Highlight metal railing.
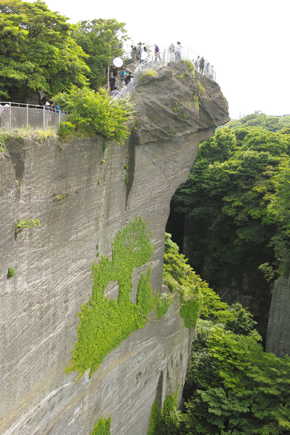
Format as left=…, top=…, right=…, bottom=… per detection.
left=0, top=102, right=67, bottom=132
left=113, top=45, right=216, bottom=101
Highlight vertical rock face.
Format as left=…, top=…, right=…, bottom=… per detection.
left=266, top=277, right=290, bottom=358
left=0, top=64, right=229, bottom=435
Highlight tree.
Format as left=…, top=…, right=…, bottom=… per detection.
left=172, top=125, right=290, bottom=316
left=183, top=324, right=290, bottom=435
left=72, top=19, right=128, bottom=90
left=0, top=0, right=89, bottom=101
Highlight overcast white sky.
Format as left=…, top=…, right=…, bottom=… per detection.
left=28, top=0, right=289, bottom=119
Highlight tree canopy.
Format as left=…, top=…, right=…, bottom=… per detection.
left=0, top=1, right=128, bottom=102
left=172, top=120, right=290, bottom=310
left=72, top=19, right=128, bottom=90
left=0, top=0, right=90, bottom=101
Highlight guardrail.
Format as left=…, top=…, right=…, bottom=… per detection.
left=113, top=45, right=216, bottom=101
left=0, top=102, right=67, bottom=132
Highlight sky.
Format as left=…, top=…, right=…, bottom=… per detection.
left=27, top=0, right=289, bottom=119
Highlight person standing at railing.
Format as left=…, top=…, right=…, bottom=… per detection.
left=140, top=47, right=148, bottom=64
left=199, top=57, right=205, bottom=74
left=154, top=44, right=161, bottom=61
left=175, top=42, right=182, bottom=61
left=169, top=44, right=175, bottom=62
left=125, top=72, right=133, bottom=86
left=205, top=62, right=210, bottom=77
left=119, top=69, right=126, bottom=87
left=109, top=73, right=116, bottom=91
left=131, top=45, right=137, bottom=61
left=194, top=56, right=200, bottom=72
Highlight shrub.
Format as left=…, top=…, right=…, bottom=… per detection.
left=197, top=80, right=205, bottom=95
left=7, top=267, right=15, bottom=279
left=180, top=59, right=195, bottom=73
left=139, top=69, right=158, bottom=81
left=54, top=87, right=137, bottom=144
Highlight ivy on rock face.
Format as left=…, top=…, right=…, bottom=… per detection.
left=163, top=233, right=203, bottom=328
left=66, top=217, right=154, bottom=381
left=66, top=223, right=203, bottom=382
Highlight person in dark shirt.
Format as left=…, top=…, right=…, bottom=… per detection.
left=199, top=57, right=205, bottom=74
left=109, top=73, right=116, bottom=91
left=125, top=72, right=133, bottom=86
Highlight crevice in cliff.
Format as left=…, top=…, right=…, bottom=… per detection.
left=154, top=370, right=163, bottom=409
left=125, top=130, right=136, bottom=209
left=6, top=139, right=26, bottom=183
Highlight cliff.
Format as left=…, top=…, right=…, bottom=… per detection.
left=0, top=62, right=229, bottom=435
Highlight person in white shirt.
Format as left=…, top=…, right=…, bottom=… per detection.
left=175, top=42, right=182, bottom=61
left=140, top=47, right=148, bottom=63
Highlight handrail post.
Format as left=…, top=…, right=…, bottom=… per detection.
left=9, top=102, right=11, bottom=131
left=43, top=106, right=45, bottom=130
left=26, top=104, right=29, bottom=128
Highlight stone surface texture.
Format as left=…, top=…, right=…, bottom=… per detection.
left=266, top=276, right=290, bottom=358
left=0, top=63, right=229, bottom=435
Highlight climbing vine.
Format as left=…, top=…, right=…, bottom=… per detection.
left=66, top=217, right=155, bottom=381
left=66, top=223, right=203, bottom=382
left=162, top=233, right=203, bottom=328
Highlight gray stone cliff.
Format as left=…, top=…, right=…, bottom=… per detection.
left=266, top=276, right=290, bottom=358
left=0, top=63, right=229, bottom=435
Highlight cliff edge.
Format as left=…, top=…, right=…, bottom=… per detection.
left=0, top=62, right=229, bottom=435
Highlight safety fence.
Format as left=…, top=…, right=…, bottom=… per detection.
left=0, top=102, right=67, bottom=132
left=0, top=46, right=215, bottom=131
left=113, top=45, right=216, bottom=101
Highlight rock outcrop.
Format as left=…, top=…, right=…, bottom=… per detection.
left=0, top=62, right=229, bottom=435
left=266, top=276, right=290, bottom=358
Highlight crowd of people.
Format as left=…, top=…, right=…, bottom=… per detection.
left=107, top=42, right=216, bottom=98
left=193, top=56, right=215, bottom=79
left=40, top=96, right=62, bottom=113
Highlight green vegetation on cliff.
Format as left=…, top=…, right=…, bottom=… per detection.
left=91, top=415, right=111, bottom=435
left=148, top=388, right=181, bottom=435
left=55, top=87, right=136, bottom=144
left=163, top=233, right=202, bottom=328
left=66, top=221, right=202, bottom=382
left=66, top=217, right=154, bottom=381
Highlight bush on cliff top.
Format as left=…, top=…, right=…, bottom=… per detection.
left=55, top=87, right=136, bottom=144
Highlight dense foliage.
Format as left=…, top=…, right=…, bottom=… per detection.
left=72, top=19, right=127, bottom=90
left=0, top=1, right=128, bottom=102
left=163, top=233, right=203, bottom=328
left=172, top=118, right=290, bottom=301
left=0, top=0, right=89, bottom=101
left=55, top=87, right=137, bottom=144
left=226, top=113, right=290, bottom=132
left=148, top=279, right=290, bottom=434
